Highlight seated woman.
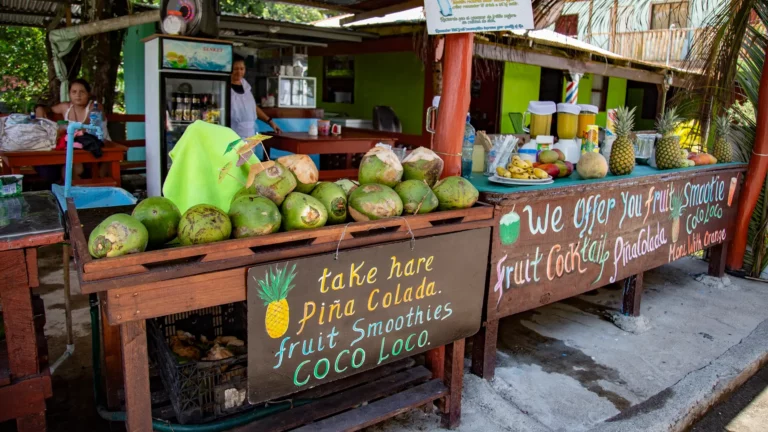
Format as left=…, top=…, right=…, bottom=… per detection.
left=35, top=78, right=110, bottom=183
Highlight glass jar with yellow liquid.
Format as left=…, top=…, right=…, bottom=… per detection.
left=556, top=103, right=581, bottom=140
left=524, top=101, right=556, bottom=138
left=578, top=104, right=599, bottom=139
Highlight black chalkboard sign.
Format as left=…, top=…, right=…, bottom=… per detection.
left=247, top=228, right=490, bottom=404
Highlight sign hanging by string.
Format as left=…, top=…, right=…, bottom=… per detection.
left=424, top=0, right=535, bottom=35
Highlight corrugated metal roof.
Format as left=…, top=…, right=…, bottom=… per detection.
left=0, top=0, right=82, bottom=27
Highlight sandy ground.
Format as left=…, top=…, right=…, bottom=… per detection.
left=2, top=247, right=767, bottom=432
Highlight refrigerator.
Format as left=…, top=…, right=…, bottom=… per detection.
left=144, top=35, right=233, bottom=197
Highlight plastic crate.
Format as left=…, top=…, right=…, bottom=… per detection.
left=147, top=303, right=251, bottom=424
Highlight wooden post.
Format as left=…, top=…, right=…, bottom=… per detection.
left=729, top=46, right=768, bottom=269
left=441, top=339, right=465, bottom=429
left=620, top=273, right=644, bottom=317
left=100, top=292, right=124, bottom=410
left=433, top=33, right=473, bottom=177
left=120, top=320, right=152, bottom=432
left=470, top=319, right=498, bottom=380
left=426, top=347, right=445, bottom=380
left=708, top=243, right=729, bottom=278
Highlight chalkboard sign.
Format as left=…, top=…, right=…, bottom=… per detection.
left=247, top=228, right=491, bottom=404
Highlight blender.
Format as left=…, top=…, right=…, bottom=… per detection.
left=523, top=101, right=556, bottom=139
left=577, top=104, right=599, bottom=140
left=554, top=103, right=582, bottom=164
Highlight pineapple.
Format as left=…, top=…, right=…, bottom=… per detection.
left=670, top=192, right=684, bottom=243
left=655, top=108, right=684, bottom=170
left=712, top=115, right=733, bottom=163
left=609, top=106, right=637, bottom=175
left=256, top=263, right=297, bottom=339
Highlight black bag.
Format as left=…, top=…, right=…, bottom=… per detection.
left=75, top=133, right=104, bottom=158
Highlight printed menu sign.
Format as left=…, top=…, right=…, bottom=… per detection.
left=424, top=0, right=534, bottom=35
left=489, top=170, right=742, bottom=318
left=247, top=229, right=490, bottom=404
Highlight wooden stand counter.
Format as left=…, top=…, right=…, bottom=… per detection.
left=467, top=163, right=747, bottom=380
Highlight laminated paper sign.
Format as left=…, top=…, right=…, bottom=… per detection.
left=424, top=0, right=534, bottom=35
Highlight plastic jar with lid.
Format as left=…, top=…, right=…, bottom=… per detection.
left=525, top=101, right=556, bottom=138
left=577, top=104, right=599, bottom=139
left=556, top=103, right=581, bottom=140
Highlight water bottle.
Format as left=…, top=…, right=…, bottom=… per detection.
left=89, top=101, right=103, bottom=134
left=461, top=113, right=475, bottom=179
left=29, top=112, right=37, bottom=124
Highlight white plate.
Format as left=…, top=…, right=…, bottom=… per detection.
left=489, top=175, right=554, bottom=186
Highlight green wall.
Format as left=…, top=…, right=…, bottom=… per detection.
left=499, top=62, right=541, bottom=134
left=597, top=77, right=628, bottom=128
left=308, top=52, right=425, bottom=135
left=123, top=22, right=155, bottom=161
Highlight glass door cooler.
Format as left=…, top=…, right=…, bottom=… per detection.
left=144, top=35, right=233, bottom=196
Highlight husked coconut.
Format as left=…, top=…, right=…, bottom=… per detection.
left=277, top=154, right=319, bottom=193
left=358, top=147, right=403, bottom=187
left=348, top=184, right=403, bottom=221
left=402, top=147, right=444, bottom=187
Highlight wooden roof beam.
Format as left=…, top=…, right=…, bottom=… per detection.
left=340, top=0, right=422, bottom=26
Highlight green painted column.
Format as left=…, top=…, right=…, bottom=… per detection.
left=123, top=22, right=155, bottom=161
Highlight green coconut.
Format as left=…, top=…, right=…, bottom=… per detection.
left=228, top=195, right=281, bottom=238
left=358, top=147, right=403, bottom=187
left=281, top=192, right=328, bottom=231
left=335, top=179, right=359, bottom=196
left=252, top=161, right=297, bottom=206
left=348, top=184, right=403, bottom=221
left=277, top=154, right=319, bottom=193
left=88, top=214, right=148, bottom=259
left=231, top=185, right=258, bottom=204
left=402, top=147, right=444, bottom=187
left=131, top=196, right=181, bottom=249
left=394, top=180, right=439, bottom=215
left=310, top=182, right=348, bottom=225
left=178, top=204, right=232, bottom=245
left=432, top=176, right=479, bottom=210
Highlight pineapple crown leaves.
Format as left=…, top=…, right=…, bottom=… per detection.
left=715, top=114, right=732, bottom=137
left=614, top=106, right=637, bottom=138
left=669, top=192, right=684, bottom=219
left=656, top=107, right=682, bottom=137
left=256, top=263, right=297, bottom=306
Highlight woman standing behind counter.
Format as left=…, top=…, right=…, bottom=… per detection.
left=231, top=54, right=281, bottom=159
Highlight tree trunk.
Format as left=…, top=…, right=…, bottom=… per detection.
left=81, top=0, right=129, bottom=114
left=727, top=46, right=768, bottom=270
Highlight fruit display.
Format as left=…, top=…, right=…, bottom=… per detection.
left=402, top=147, right=444, bottom=187
left=348, top=184, right=404, bottom=221
left=178, top=204, right=232, bottom=245
left=229, top=195, right=281, bottom=238
left=131, top=196, right=181, bottom=249
left=495, top=155, right=550, bottom=180
left=713, top=115, right=733, bottom=163
left=310, top=182, right=348, bottom=225
left=358, top=146, right=404, bottom=187
left=687, top=151, right=718, bottom=166
left=609, top=106, right=637, bottom=176
left=86, top=143, right=480, bottom=259
left=277, top=154, right=319, bottom=193
left=88, top=214, right=149, bottom=258
left=577, top=152, right=609, bottom=179
left=395, top=180, right=439, bottom=215
left=281, top=192, right=328, bottom=231
left=655, top=108, right=685, bottom=170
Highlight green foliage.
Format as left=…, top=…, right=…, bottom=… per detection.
left=0, top=26, right=48, bottom=113
left=132, top=0, right=331, bottom=24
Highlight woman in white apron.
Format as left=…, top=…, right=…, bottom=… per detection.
left=231, top=54, right=281, bottom=160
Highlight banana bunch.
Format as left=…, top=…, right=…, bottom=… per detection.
left=496, top=155, right=549, bottom=180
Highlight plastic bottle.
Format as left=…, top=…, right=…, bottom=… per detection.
left=461, top=113, right=475, bottom=179
left=89, top=101, right=103, bottom=133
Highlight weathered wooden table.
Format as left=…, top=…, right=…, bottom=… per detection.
left=1, top=141, right=127, bottom=187
left=0, top=191, right=65, bottom=431
left=68, top=200, right=494, bottom=431
left=266, top=131, right=396, bottom=180
left=468, top=163, right=747, bottom=380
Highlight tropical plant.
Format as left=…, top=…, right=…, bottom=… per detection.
left=0, top=26, right=48, bottom=113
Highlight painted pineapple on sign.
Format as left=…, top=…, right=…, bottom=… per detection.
left=255, top=263, right=297, bottom=338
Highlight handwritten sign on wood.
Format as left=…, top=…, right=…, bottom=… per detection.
left=486, top=168, right=743, bottom=319
left=247, top=228, right=490, bottom=404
